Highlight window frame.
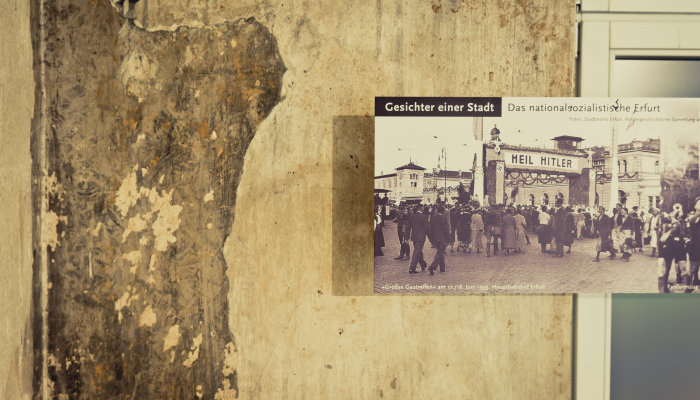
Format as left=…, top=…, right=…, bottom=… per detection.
left=576, top=7, right=700, bottom=400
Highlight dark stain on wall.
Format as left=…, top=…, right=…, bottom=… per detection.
left=30, top=0, right=285, bottom=398
left=332, top=116, right=374, bottom=296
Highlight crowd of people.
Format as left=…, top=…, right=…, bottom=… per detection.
left=650, top=198, right=700, bottom=293
left=375, top=198, right=577, bottom=276
left=374, top=196, right=700, bottom=292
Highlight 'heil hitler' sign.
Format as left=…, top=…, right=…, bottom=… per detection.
left=504, top=150, right=579, bottom=171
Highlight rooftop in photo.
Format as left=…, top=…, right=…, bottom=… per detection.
left=426, top=170, right=473, bottom=179
left=588, top=139, right=660, bottom=158
left=552, top=135, right=585, bottom=142
left=395, top=161, right=426, bottom=171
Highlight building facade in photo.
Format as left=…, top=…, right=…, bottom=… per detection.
left=423, top=169, right=474, bottom=204
left=590, top=139, right=661, bottom=211
left=482, top=127, right=594, bottom=208
left=374, top=161, right=425, bottom=205
left=374, top=162, right=473, bottom=205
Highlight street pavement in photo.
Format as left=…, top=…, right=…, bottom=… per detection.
left=374, top=221, right=683, bottom=294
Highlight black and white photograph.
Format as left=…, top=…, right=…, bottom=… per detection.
left=374, top=97, right=700, bottom=293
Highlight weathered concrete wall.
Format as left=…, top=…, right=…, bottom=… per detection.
left=27, top=0, right=577, bottom=398
left=33, top=0, right=284, bottom=398
left=0, top=1, right=34, bottom=399
left=222, top=1, right=576, bottom=399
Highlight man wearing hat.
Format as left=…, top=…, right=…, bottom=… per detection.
left=394, top=206, right=411, bottom=261
left=406, top=205, right=429, bottom=274
left=657, top=213, right=687, bottom=292
left=484, top=205, right=502, bottom=257
left=552, top=198, right=567, bottom=258
left=428, top=205, right=451, bottom=275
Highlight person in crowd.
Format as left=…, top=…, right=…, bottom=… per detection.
left=669, top=203, right=688, bottom=283
left=374, top=206, right=385, bottom=257
left=657, top=213, right=687, bottom=292
left=648, top=208, right=660, bottom=257
left=484, top=205, right=502, bottom=257
left=685, top=197, right=700, bottom=292
left=427, top=205, right=437, bottom=248
left=593, top=206, right=614, bottom=262
left=630, top=206, right=644, bottom=252
left=470, top=207, right=485, bottom=255
left=551, top=199, right=568, bottom=258
left=449, top=205, right=459, bottom=253
left=563, top=206, right=576, bottom=254
left=428, top=205, right=451, bottom=275
left=394, top=207, right=411, bottom=260
left=501, top=207, right=517, bottom=256
left=514, top=207, right=527, bottom=252
left=638, top=208, right=647, bottom=252
left=527, top=206, right=539, bottom=234
left=610, top=203, right=623, bottom=259
left=590, top=207, right=599, bottom=238
left=616, top=207, right=635, bottom=262
left=583, top=208, right=593, bottom=238
left=456, top=206, right=472, bottom=253
left=515, top=205, right=529, bottom=245
left=575, top=208, right=586, bottom=240
left=537, top=205, right=552, bottom=253
left=523, top=206, right=540, bottom=233
left=643, top=208, right=653, bottom=251
left=406, top=205, right=429, bottom=274
left=613, top=202, right=622, bottom=215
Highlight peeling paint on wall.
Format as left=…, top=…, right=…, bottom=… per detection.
left=32, top=0, right=284, bottom=397
left=41, top=211, right=67, bottom=252
left=163, top=325, right=181, bottom=352
left=183, top=333, right=203, bottom=367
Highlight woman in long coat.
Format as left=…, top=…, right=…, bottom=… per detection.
left=562, top=206, right=576, bottom=253
left=593, top=207, right=614, bottom=262
left=501, top=208, right=517, bottom=255
left=374, top=208, right=385, bottom=256
left=449, top=206, right=458, bottom=252
left=630, top=208, right=643, bottom=251
left=514, top=208, right=527, bottom=252
left=470, top=211, right=485, bottom=254
left=618, top=208, right=635, bottom=261
left=649, top=209, right=660, bottom=257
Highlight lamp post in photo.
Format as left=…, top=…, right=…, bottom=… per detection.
left=441, top=147, right=447, bottom=203
left=610, top=122, right=619, bottom=209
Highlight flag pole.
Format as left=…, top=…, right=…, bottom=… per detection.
left=472, top=117, right=484, bottom=205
